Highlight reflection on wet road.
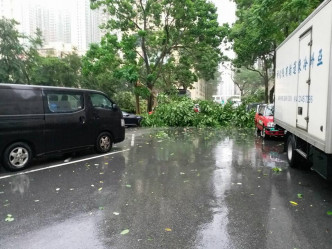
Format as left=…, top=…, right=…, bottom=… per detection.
left=0, top=128, right=331, bottom=249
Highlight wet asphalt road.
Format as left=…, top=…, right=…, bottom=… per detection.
left=0, top=127, right=332, bottom=249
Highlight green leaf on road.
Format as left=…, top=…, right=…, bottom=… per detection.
left=120, top=229, right=129, bottom=235
left=297, top=194, right=303, bottom=199
left=99, top=207, right=104, bottom=210
left=327, top=211, right=332, bottom=216
left=126, top=185, right=131, bottom=188
left=5, top=214, right=14, bottom=222
left=272, top=167, right=282, bottom=173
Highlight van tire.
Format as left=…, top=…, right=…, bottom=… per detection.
left=287, top=135, right=299, bottom=168
left=95, top=132, right=113, bottom=153
left=3, top=142, right=32, bottom=171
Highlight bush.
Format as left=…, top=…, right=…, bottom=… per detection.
left=141, top=96, right=255, bottom=128
left=113, top=91, right=147, bottom=113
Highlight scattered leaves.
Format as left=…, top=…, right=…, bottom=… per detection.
left=272, top=167, right=282, bottom=173
left=5, top=214, right=14, bottom=222
left=98, top=187, right=103, bottom=191
left=165, top=228, right=172, bottom=232
left=290, top=201, right=298, bottom=206
left=120, top=229, right=129, bottom=235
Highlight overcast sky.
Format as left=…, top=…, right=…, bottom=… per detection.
left=28, top=0, right=236, bottom=25
left=211, top=0, right=236, bottom=25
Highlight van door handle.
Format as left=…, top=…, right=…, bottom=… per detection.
left=93, top=112, right=100, bottom=119
left=79, top=116, right=86, bottom=124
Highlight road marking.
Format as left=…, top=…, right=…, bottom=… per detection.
left=0, top=149, right=130, bottom=180
left=131, top=134, right=135, bottom=147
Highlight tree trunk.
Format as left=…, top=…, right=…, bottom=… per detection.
left=135, top=93, right=141, bottom=114
left=134, top=82, right=141, bottom=114
left=147, top=93, right=153, bottom=112
left=263, top=57, right=269, bottom=103
left=269, top=85, right=275, bottom=103
left=264, top=75, right=269, bottom=103
left=147, top=83, right=154, bottom=112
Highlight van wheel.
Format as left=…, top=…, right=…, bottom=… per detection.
left=95, top=132, right=113, bottom=153
left=3, top=143, right=32, bottom=171
left=287, top=135, right=299, bottom=168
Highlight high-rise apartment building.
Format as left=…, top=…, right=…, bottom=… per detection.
left=0, top=0, right=106, bottom=53
left=71, top=0, right=106, bottom=52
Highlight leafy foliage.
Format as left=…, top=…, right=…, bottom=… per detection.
left=90, top=0, right=226, bottom=112
left=0, top=18, right=42, bottom=83
left=233, top=67, right=263, bottom=97
left=141, top=97, right=255, bottom=128
left=31, top=52, right=82, bottom=87
left=228, top=0, right=323, bottom=102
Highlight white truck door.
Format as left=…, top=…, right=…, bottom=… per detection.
left=296, top=29, right=312, bottom=131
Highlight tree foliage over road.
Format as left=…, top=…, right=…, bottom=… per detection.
left=0, top=0, right=326, bottom=114
left=229, top=0, right=324, bottom=103
left=89, top=0, right=226, bottom=112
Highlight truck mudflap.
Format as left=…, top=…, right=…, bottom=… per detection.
left=310, top=147, right=332, bottom=180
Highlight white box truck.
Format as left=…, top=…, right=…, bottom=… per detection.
left=275, top=0, right=332, bottom=179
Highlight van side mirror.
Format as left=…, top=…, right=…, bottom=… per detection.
left=112, top=103, right=119, bottom=111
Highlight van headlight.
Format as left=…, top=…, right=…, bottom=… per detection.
left=121, top=119, right=125, bottom=127
left=267, top=122, right=275, bottom=128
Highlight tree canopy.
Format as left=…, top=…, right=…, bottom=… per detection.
left=229, top=0, right=323, bottom=103
left=0, top=18, right=42, bottom=83
left=90, top=0, right=227, bottom=112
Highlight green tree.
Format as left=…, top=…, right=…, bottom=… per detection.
left=91, top=0, right=226, bottom=112
left=229, top=0, right=323, bottom=103
left=32, top=52, right=82, bottom=87
left=82, top=34, right=125, bottom=98
left=232, top=67, right=262, bottom=97
left=0, top=18, right=25, bottom=83
left=0, top=18, right=43, bottom=84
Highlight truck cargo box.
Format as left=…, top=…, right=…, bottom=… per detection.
left=275, top=0, right=332, bottom=154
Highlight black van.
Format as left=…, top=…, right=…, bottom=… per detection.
left=0, top=84, right=125, bottom=171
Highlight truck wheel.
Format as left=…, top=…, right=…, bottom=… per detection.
left=287, top=135, right=299, bottom=168
left=95, top=132, right=113, bottom=153
left=3, top=142, right=32, bottom=171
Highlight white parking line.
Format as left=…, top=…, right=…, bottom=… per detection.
left=0, top=149, right=130, bottom=180
left=131, top=134, right=135, bottom=147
